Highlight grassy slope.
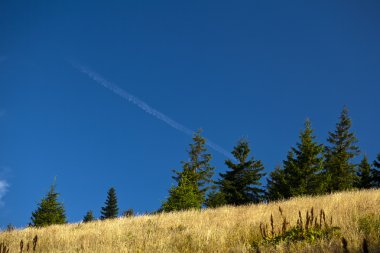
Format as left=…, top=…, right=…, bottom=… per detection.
left=1, top=189, right=380, bottom=253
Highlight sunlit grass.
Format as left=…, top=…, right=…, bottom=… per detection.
left=1, top=189, right=379, bottom=252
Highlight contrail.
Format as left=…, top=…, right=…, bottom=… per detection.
left=0, top=180, right=9, bottom=206
left=70, top=61, right=234, bottom=160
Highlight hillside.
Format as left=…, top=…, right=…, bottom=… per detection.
left=1, top=189, right=379, bottom=252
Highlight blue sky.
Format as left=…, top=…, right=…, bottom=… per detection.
left=0, top=1, right=379, bottom=227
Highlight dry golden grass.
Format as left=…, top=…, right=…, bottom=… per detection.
left=1, top=189, right=379, bottom=252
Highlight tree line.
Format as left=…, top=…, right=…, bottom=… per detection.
left=25, top=107, right=380, bottom=227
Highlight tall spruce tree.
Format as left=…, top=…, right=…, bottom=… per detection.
left=100, top=187, right=119, bottom=219
left=162, top=130, right=214, bottom=211
left=217, top=139, right=266, bottom=205
left=286, top=119, right=325, bottom=196
left=372, top=153, right=380, bottom=188
left=356, top=156, right=372, bottom=189
left=267, top=120, right=324, bottom=200
left=31, top=182, right=67, bottom=227
left=323, top=107, right=360, bottom=192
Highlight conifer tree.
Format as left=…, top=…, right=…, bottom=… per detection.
left=83, top=210, right=95, bottom=223
left=162, top=175, right=203, bottom=211
left=162, top=130, right=214, bottom=211
left=267, top=120, right=324, bottom=200
left=285, top=119, right=325, bottom=196
left=266, top=165, right=289, bottom=201
left=205, top=190, right=226, bottom=208
left=31, top=182, right=67, bottom=227
left=372, top=153, right=380, bottom=188
left=100, top=187, right=119, bottom=219
left=217, top=139, right=265, bottom=205
left=356, top=156, right=372, bottom=189
left=323, top=107, right=360, bottom=192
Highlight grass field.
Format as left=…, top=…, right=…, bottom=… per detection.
left=1, top=189, right=379, bottom=252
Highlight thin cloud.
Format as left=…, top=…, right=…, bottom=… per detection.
left=0, top=180, right=9, bottom=206
left=70, top=61, right=234, bottom=160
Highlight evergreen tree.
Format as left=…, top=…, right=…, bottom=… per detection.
left=267, top=120, right=324, bottom=200
left=83, top=210, right=95, bottom=223
left=372, top=153, right=380, bottom=187
left=162, top=130, right=214, bottom=211
left=162, top=175, right=203, bottom=211
left=285, top=119, right=325, bottom=196
left=122, top=208, right=134, bottom=217
left=205, top=191, right=226, bottom=208
left=356, top=156, right=372, bottom=189
left=217, top=139, right=266, bottom=205
left=266, top=165, right=289, bottom=201
left=323, top=107, right=360, bottom=192
left=100, top=187, right=119, bottom=219
left=31, top=182, right=66, bottom=227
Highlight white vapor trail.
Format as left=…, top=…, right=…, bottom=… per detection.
left=0, top=180, right=9, bottom=206
left=70, top=61, right=233, bottom=160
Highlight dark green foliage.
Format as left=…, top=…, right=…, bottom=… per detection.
left=100, top=187, right=119, bottom=219
left=372, top=153, right=380, bottom=187
left=31, top=183, right=67, bottom=227
left=217, top=139, right=266, bottom=205
left=286, top=120, right=325, bottom=196
left=205, top=190, right=227, bottom=208
left=162, top=130, right=214, bottom=211
left=356, top=156, right=372, bottom=189
left=83, top=210, right=95, bottom=223
left=266, top=166, right=289, bottom=201
left=323, top=107, right=360, bottom=192
left=122, top=208, right=134, bottom=217
left=267, top=120, right=324, bottom=200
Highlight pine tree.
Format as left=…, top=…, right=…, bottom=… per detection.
left=217, top=139, right=265, bottom=205
left=100, top=187, right=119, bottom=219
left=356, top=156, right=372, bottom=189
left=323, top=107, right=360, bottom=192
left=31, top=182, right=66, bottom=227
left=266, top=165, right=289, bottom=201
left=83, top=210, right=95, bottom=223
left=162, top=130, right=214, bottom=211
left=285, top=119, right=325, bottom=196
left=372, top=153, right=380, bottom=187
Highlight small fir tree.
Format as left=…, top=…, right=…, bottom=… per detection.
left=266, top=165, right=289, bottom=201
left=31, top=182, right=67, bottom=227
left=100, top=187, right=119, bottom=219
left=162, top=130, right=214, bottom=211
left=162, top=175, right=203, bottom=211
left=372, top=153, right=380, bottom=187
left=217, top=139, right=266, bottom=205
left=356, top=156, right=372, bottom=189
left=83, top=210, right=95, bottom=223
left=323, top=107, right=360, bottom=192
left=122, top=208, right=134, bottom=217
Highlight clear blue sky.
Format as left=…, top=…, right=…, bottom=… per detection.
left=1, top=1, right=379, bottom=227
